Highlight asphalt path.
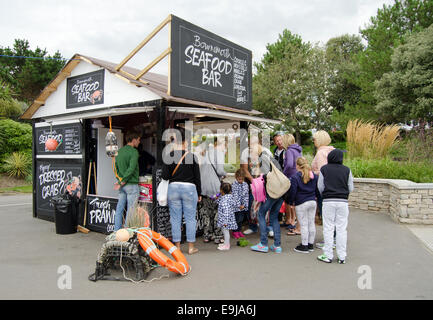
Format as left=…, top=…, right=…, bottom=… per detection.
left=1, top=194, right=433, bottom=300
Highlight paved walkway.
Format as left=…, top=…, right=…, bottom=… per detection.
left=1, top=194, right=433, bottom=300
left=407, top=225, right=433, bottom=253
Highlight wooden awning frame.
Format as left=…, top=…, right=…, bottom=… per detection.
left=114, top=15, right=173, bottom=88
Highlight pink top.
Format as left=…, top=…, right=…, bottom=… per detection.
left=311, top=145, right=335, bottom=174
left=251, top=175, right=266, bottom=203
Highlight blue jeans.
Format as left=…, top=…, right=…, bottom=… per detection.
left=248, top=191, right=258, bottom=232
left=114, top=184, right=139, bottom=231
left=167, top=183, right=198, bottom=243
left=258, top=194, right=284, bottom=247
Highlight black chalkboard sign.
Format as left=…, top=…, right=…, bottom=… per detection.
left=35, top=159, right=83, bottom=220
left=170, top=15, right=252, bottom=110
left=86, top=194, right=123, bottom=234
left=66, top=69, right=105, bottom=109
left=35, top=122, right=82, bottom=155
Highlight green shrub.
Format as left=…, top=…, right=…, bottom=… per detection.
left=0, top=98, right=23, bottom=119
left=1, top=151, right=32, bottom=179
left=331, top=141, right=347, bottom=150
left=329, top=130, right=345, bottom=142
left=389, top=130, right=433, bottom=163
left=301, top=144, right=314, bottom=156
left=344, top=157, right=433, bottom=183
left=0, top=119, right=32, bottom=159
left=300, top=130, right=312, bottom=145
left=25, top=173, right=33, bottom=184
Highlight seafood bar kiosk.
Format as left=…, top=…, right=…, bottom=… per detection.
left=21, top=15, right=279, bottom=237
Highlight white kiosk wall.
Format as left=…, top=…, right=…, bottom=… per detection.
left=97, top=128, right=123, bottom=198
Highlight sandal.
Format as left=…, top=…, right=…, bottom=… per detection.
left=188, top=248, right=199, bottom=255
left=287, top=230, right=301, bottom=236
left=203, top=238, right=210, bottom=243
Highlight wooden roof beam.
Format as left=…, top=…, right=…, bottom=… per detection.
left=115, top=14, right=172, bottom=71
left=135, top=48, right=172, bottom=80
left=117, top=69, right=149, bottom=85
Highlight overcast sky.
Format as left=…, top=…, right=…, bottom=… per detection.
left=1, top=0, right=395, bottom=74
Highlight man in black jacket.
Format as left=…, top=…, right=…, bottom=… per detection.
left=316, top=149, right=353, bottom=264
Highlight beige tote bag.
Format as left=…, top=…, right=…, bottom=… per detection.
left=266, top=161, right=291, bottom=199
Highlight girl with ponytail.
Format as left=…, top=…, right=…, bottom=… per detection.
left=285, top=157, right=320, bottom=253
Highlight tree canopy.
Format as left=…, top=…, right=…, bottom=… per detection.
left=0, top=39, right=65, bottom=103
left=253, top=30, right=314, bottom=141
left=375, top=24, right=433, bottom=125
left=348, top=0, right=433, bottom=122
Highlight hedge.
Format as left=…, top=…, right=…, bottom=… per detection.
left=0, top=119, right=32, bottom=160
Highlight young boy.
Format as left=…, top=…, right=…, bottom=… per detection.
left=231, top=169, right=249, bottom=239
left=317, top=149, right=354, bottom=264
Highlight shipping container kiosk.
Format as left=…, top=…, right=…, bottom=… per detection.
left=21, top=15, right=280, bottom=237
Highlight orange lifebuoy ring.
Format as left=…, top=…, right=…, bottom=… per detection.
left=136, top=228, right=190, bottom=275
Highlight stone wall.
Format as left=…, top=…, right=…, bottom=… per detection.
left=349, top=178, right=433, bottom=224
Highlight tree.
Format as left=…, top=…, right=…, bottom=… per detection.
left=0, top=39, right=65, bottom=102
left=253, top=30, right=312, bottom=142
left=325, top=34, right=364, bottom=114
left=348, top=0, right=433, bottom=122
left=303, top=45, right=335, bottom=130
left=256, top=29, right=310, bottom=72
left=375, top=24, right=433, bottom=137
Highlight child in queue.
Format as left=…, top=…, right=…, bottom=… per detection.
left=231, top=169, right=249, bottom=239
left=215, top=182, right=239, bottom=251
left=317, top=149, right=354, bottom=264
left=286, top=157, right=319, bottom=253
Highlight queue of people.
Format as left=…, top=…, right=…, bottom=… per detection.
left=114, top=127, right=353, bottom=263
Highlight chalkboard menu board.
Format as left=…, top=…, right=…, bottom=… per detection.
left=170, top=15, right=252, bottom=111
left=35, top=122, right=82, bottom=155
left=35, top=159, right=83, bottom=220
left=66, top=69, right=105, bottom=109
left=86, top=194, right=123, bottom=234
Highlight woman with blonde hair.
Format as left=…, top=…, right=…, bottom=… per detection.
left=311, top=130, right=335, bottom=247
left=311, top=131, right=335, bottom=175
left=282, top=133, right=302, bottom=235
left=285, top=157, right=319, bottom=253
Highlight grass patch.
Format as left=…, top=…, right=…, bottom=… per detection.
left=0, top=185, right=32, bottom=193
left=344, top=157, right=433, bottom=183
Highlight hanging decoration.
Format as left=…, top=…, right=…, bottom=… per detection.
left=105, top=116, right=118, bottom=157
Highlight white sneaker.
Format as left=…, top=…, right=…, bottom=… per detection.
left=268, top=230, right=274, bottom=238
left=243, top=229, right=254, bottom=235
left=217, top=244, right=230, bottom=251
